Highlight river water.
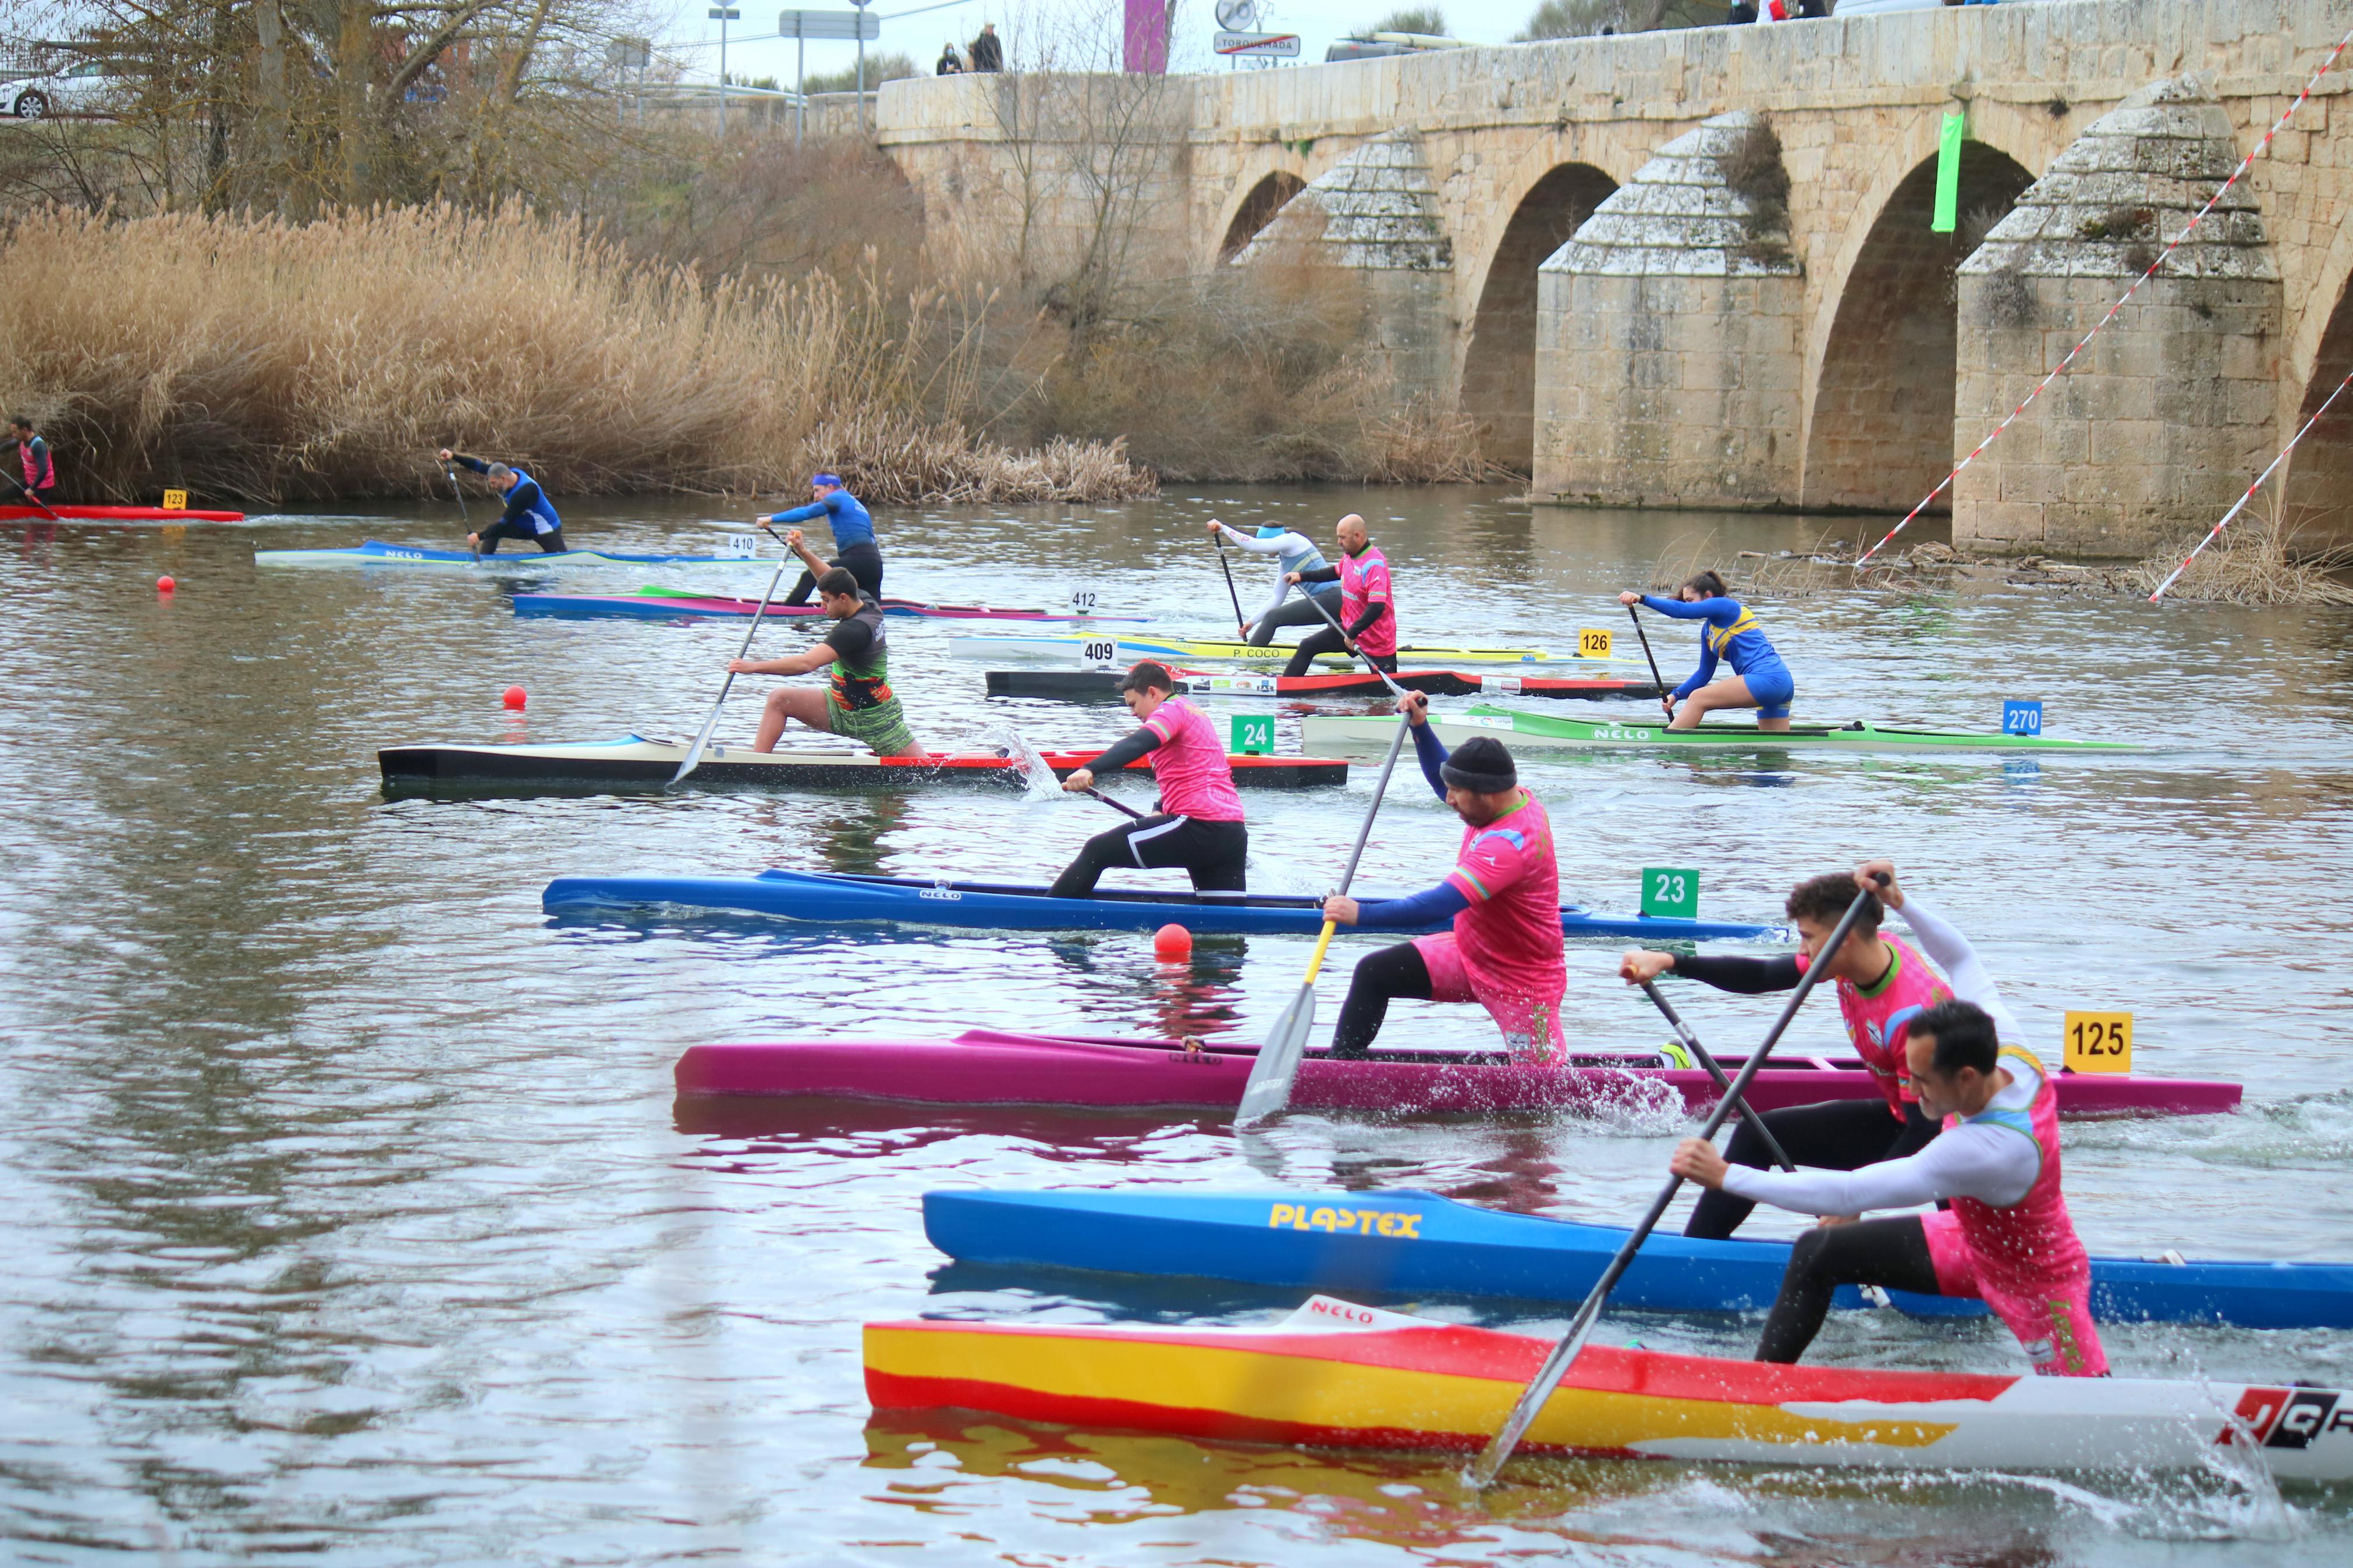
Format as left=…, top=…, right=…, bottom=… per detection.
left=3, top=489, right=2351, bottom=1565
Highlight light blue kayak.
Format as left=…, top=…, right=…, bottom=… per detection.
left=923, top=1188, right=2353, bottom=1331
left=254, top=538, right=775, bottom=569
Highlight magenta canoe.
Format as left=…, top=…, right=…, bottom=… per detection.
left=673, top=1029, right=2241, bottom=1119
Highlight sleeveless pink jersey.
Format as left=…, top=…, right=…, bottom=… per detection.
left=1794, top=933, right=1951, bottom=1118
left=1142, top=698, right=1244, bottom=822
left=1930, top=1048, right=2107, bottom=1377
left=1340, top=545, right=1396, bottom=659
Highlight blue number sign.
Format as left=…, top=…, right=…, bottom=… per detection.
left=2001, top=699, right=2043, bottom=737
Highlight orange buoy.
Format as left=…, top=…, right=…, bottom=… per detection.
left=1154, top=923, right=1193, bottom=960
left=156, top=575, right=176, bottom=594
left=502, top=685, right=527, bottom=710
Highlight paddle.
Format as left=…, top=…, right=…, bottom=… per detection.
left=1235, top=592, right=1414, bottom=1125
left=1466, top=878, right=1884, bottom=1487
left=1209, top=527, right=1248, bottom=639
left=1081, top=784, right=1144, bottom=820
left=445, top=465, right=475, bottom=560
left=8, top=480, right=61, bottom=522
left=1637, top=977, right=1794, bottom=1172
left=667, top=519, right=798, bottom=788
left=1624, top=601, right=1674, bottom=721
left=1298, top=589, right=1408, bottom=699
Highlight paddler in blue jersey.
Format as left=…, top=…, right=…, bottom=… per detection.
left=1208, top=518, right=1344, bottom=646
left=1620, top=570, right=1794, bottom=732
left=438, top=449, right=566, bottom=554
left=764, top=472, right=883, bottom=606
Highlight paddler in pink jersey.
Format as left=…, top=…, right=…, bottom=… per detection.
left=1321, top=692, right=1566, bottom=1062
left=1279, top=513, right=1396, bottom=678
left=1621, top=870, right=1953, bottom=1240
left=1050, top=661, right=1248, bottom=899
left=1671, top=860, right=2107, bottom=1379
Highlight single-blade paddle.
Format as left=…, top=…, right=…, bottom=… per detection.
left=1300, top=591, right=1408, bottom=699
left=1081, top=785, right=1144, bottom=820
left=1638, top=977, right=1795, bottom=1172
left=668, top=542, right=796, bottom=788
left=1624, top=601, right=1673, bottom=720
left=1211, top=527, right=1248, bottom=639
left=10, top=482, right=61, bottom=522
left=446, top=465, right=475, bottom=560
left=1466, top=879, right=1884, bottom=1487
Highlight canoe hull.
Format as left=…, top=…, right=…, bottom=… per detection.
left=1303, top=708, right=2142, bottom=755
left=922, top=1189, right=2353, bottom=1329
left=672, top=1030, right=2241, bottom=1119
left=382, top=737, right=1347, bottom=795
left=985, top=669, right=1664, bottom=702
left=864, top=1297, right=2353, bottom=1480
left=516, top=592, right=1149, bottom=623
left=257, top=539, right=774, bottom=569
left=949, top=633, right=1564, bottom=667
left=543, top=867, right=1776, bottom=940
left=3, top=504, right=244, bottom=522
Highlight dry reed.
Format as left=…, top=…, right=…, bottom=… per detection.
left=2129, top=497, right=2353, bottom=607
left=0, top=203, right=1155, bottom=506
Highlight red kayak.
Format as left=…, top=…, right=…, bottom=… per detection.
left=2, top=504, right=246, bottom=522
left=675, top=1029, right=2241, bottom=1119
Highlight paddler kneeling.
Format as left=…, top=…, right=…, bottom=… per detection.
left=1621, top=869, right=1951, bottom=1241
left=725, top=567, right=924, bottom=758
left=1322, top=691, right=1566, bottom=1063
left=1620, top=570, right=1793, bottom=732
left=1051, top=661, right=1247, bottom=899
left=438, top=448, right=565, bottom=554
left=1670, top=860, right=2107, bottom=1378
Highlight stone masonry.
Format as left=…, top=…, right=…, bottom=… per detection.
left=1534, top=112, right=1805, bottom=510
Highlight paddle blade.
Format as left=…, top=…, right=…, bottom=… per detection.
left=1236, top=980, right=1316, bottom=1125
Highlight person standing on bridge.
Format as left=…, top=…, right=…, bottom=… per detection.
left=762, top=472, right=884, bottom=606
left=1279, top=513, right=1396, bottom=678
left=968, top=22, right=1002, bottom=71
left=1207, top=518, right=1344, bottom=646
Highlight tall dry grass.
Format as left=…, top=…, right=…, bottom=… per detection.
left=0, top=203, right=1155, bottom=505
left=2130, top=496, right=2353, bottom=607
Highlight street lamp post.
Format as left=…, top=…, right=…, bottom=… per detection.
left=709, top=5, right=740, bottom=134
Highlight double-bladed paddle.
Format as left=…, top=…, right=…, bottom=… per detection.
left=1466, top=878, right=1884, bottom=1487
left=1624, top=600, right=1674, bottom=721
left=669, top=520, right=794, bottom=789
left=1236, top=592, right=1414, bottom=1125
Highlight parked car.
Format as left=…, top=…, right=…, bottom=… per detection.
left=3, top=58, right=118, bottom=119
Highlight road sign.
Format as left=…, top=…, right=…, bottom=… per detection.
left=608, top=36, right=651, bottom=68
left=708, top=6, right=740, bottom=17
left=1215, top=30, right=1300, bottom=56
left=780, top=8, right=878, bottom=38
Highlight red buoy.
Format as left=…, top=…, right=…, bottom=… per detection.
left=1154, top=923, right=1193, bottom=961
left=156, top=575, right=176, bottom=594
left=502, top=685, right=527, bottom=710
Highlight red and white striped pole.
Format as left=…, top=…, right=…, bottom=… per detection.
left=2146, top=370, right=2353, bottom=603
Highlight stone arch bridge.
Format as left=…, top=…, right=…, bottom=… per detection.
left=878, top=0, right=2353, bottom=554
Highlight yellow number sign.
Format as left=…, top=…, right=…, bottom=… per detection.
left=162, top=489, right=188, bottom=511
left=1577, top=627, right=1613, bottom=660
left=2063, top=1011, right=2133, bottom=1074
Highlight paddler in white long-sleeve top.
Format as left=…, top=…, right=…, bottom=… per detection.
left=1206, top=518, right=1343, bottom=646
left=1669, top=859, right=2109, bottom=1378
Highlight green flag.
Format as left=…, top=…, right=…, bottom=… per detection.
left=1933, top=110, right=1965, bottom=234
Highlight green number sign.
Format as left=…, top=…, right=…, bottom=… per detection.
left=1641, top=867, right=1700, bottom=920
left=1230, top=714, right=1275, bottom=755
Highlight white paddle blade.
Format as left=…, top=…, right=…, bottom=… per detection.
left=1237, top=983, right=1316, bottom=1124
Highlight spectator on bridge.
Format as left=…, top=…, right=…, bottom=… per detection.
left=936, top=40, right=964, bottom=73
left=968, top=22, right=1003, bottom=71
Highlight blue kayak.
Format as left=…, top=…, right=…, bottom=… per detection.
left=254, top=539, right=776, bottom=570
left=542, top=867, right=1784, bottom=941
left=922, top=1189, right=2353, bottom=1331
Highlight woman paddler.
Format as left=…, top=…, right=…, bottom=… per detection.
left=1320, top=692, right=1567, bottom=1064
left=1620, top=570, right=1793, bottom=731
left=438, top=449, right=565, bottom=554
left=764, top=472, right=882, bottom=607
left=1670, top=861, right=2108, bottom=1378
left=1620, top=870, right=1953, bottom=1240
left=1206, top=518, right=1343, bottom=646
left=726, top=567, right=923, bottom=758
left=1050, top=662, right=1247, bottom=899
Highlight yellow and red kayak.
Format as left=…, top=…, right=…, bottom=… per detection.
left=865, top=1296, right=2353, bottom=1480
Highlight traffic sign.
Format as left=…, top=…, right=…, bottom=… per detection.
left=1215, top=31, right=1300, bottom=56
left=780, top=8, right=878, bottom=38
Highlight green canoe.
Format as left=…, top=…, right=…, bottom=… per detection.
left=1297, top=705, right=2145, bottom=755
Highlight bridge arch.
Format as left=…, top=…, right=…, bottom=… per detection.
left=1800, top=131, right=2036, bottom=511
left=1459, top=159, right=1621, bottom=473
left=1215, top=167, right=1308, bottom=263
left=2283, top=261, right=2353, bottom=544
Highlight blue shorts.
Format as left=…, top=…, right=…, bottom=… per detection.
left=1741, top=662, right=1794, bottom=720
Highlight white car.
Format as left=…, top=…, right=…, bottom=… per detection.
left=3, top=58, right=118, bottom=119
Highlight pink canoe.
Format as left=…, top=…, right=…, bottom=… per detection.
left=673, top=1029, right=2241, bottom=1119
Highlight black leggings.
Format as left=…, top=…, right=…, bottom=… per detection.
left=1282, top=623, right=1397, bottom=680
left=1048, top=815, right=1247, bottom=899
left=1685, top=1097, right=1940, bottom=1240
left=1332, top=941, right=1430, bottom=1057
left=785, top=541, right=883, bottom=606
left=1756, top=1215, right=1939, bottom=1364
left=1247, top=592, right=1341, bottom=646
left=478, top=519, right=566, bottom=553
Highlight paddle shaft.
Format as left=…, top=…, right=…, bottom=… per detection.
left=1211, top=534, right=1248, bottom=638
left=1624, top=602, right=1673, bottom=719
left=1082, top=785, right=1145, bottom=820
left=668, top=550, right=796, bottom=787
left=448, top=468, right=475, bottom=560
left=1300, top=590, right=1407, bottom=699
left=1468, top=881, right=1883, bottom=1487
left=1638, top=979, right=1794, bottom=1172
left=8, top=478, right=61, bottom=521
